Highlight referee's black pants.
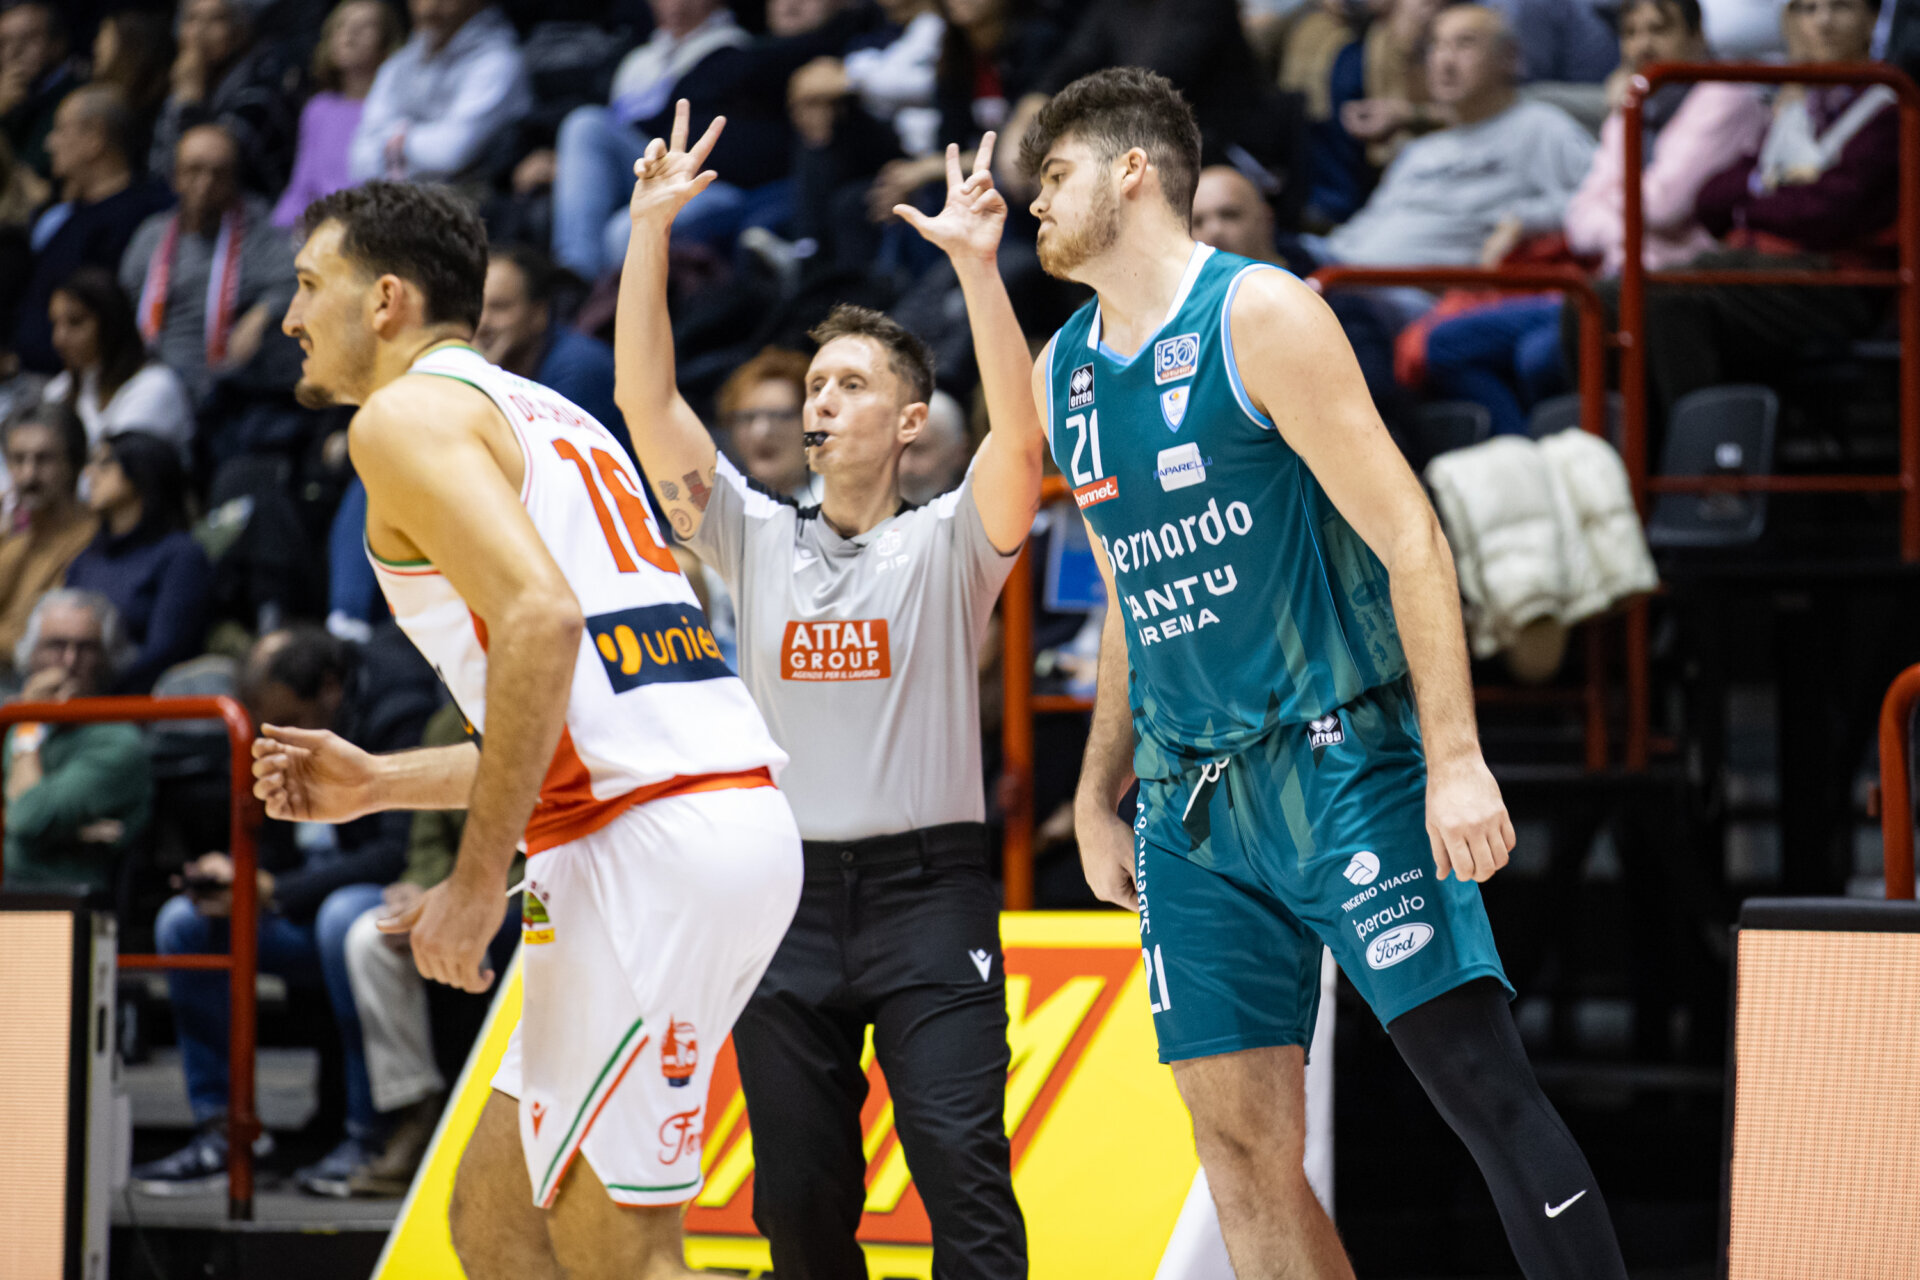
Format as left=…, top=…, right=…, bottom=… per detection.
left=732, top=823, right=1028, bottom=1280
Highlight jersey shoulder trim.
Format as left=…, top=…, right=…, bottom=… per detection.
left=1220, top=263, right=1285, bottom=431
left=1038, top=333, right=1057, bottom=447
left=366, top=535, right=437, bottom=575
left=402, top=361, right=536, bottom=502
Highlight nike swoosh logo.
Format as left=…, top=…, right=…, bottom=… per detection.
left=1545, top=1190, right=1587, bottom=1218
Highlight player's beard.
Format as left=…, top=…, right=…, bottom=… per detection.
left=1038, top=180, right=1121, bottom=279
left=292, top=324, right=373, bottom=408
left=294, top=376, right=336, bottom=410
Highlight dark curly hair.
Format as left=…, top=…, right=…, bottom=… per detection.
left=297, top=181, right=488, bottom=329
left=808, top=305, right=935, bottom=407
left=1019, top=67, right=1203, bottom=222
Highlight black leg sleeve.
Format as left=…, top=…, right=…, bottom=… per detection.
left=1387, top=979, right=1629, bottom=1280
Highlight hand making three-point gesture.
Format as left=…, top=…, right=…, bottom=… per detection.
left=629, top=99, right=726, bottom=232
left=893, top=132, right=1007, bottom=265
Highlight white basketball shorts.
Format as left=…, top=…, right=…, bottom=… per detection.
left=491, top=783, right=801, bottom=1208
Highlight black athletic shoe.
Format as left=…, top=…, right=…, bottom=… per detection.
left=130, top=1122, right=274, bottom=1197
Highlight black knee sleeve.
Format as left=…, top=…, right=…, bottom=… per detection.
left=1388, top=980, right=1629, bottom=1280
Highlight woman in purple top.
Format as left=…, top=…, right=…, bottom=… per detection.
left=272, top=0, right=403, bottom=228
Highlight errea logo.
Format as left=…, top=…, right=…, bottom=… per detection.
left=1342, top=852, right=1379, bottom=885
left=1307, top=713, right=1344, bottom=749
left=1068, top=363, right=1095, bottom=410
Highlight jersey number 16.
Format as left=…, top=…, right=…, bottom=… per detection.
left=553, top=439, right=679, bottom=576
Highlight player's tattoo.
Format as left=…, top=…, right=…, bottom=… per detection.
left=660, top=480, right=680, bottom=501
left=683, top=469, right=714, bottom=512
left=670, top=508, right=695, bottom=537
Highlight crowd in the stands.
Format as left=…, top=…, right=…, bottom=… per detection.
left=0, top=0, right=1911, bottom=1202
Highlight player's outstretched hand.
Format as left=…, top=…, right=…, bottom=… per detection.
left=894, top=132, right=1006, bottom=264
left=252, top=725, right=379, bottom=824
left=629, top=98, right=725, bottom=231
left=380, top=876, right=501, bottom=993
left=1425, top=753, right=1515, bottom=883
left=1076, top=802, right=1141, bottom=911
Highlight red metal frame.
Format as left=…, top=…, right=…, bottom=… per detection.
left=1877, top=665, right=1920, bottom=899
left=1001, top=64, right=1920, bottom=904
left=1620, top=62, right=1920, bottom=560
left=0, top=696, right=260, bottom=1220
left=1000, top=474, right=1072, bottom=909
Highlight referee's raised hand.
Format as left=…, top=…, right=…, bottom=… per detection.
left=629, top=98, right=725, bottom=230
left=894, top=131, right=1006, bottom=265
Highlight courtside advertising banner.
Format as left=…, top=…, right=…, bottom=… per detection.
left=374, top=912, right=1200, bottom=1278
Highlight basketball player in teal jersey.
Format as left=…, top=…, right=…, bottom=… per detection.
left=1022, top=69, right=1629, bottom=1280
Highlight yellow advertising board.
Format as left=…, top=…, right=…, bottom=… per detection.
left=374, top=911, right=1198, bottom=1278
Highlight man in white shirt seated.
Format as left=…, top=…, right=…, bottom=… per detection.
left=1322, top=5, right=1596, bottom=275
left=347, top=0, right=530, bottom=188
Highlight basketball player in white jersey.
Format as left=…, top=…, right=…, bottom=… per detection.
left=253, top=180, right=800, bottom=1280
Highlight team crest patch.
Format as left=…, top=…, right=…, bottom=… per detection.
left=521, top=888, right=554, bottom=945
left=1307, top=713, right=1344, bottom=749
left=1068, top=363, right=1095, bottom=410
left=661, top=1018, right=698, bottom=1087
left=1154, top=333, right=1200, bottom=385
left=1160, top=386, right=1190, bottom=431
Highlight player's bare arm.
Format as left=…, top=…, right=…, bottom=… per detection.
left=894, top=132, right=1045, bottom=553
left=614, top=98, right=723, bottom=542
left=252, top=727, right=479, bottom=822
left=353, top=373, right=587, bottom=989
left=1230, top=271, right=1514, bottom=884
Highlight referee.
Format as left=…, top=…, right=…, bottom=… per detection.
left=615, top=107, right=1043, bottom=1278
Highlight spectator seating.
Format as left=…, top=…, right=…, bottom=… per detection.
left=1646, top=384, right=1778, bottom=549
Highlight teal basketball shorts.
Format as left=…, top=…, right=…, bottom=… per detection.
left=1133, top=676, right=1511, bottom=1063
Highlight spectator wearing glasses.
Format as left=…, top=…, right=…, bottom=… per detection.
left=717, top=346, right=819, bottom=504
left=121, top=122, right=299, bottom=407
left=3, top=588, right=150, bottom=896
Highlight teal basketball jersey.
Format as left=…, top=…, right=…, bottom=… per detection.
left=1043, top=244, right=1407, bottom=780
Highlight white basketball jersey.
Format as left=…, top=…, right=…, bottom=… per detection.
left=369, top=345, right=787, bottom=853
